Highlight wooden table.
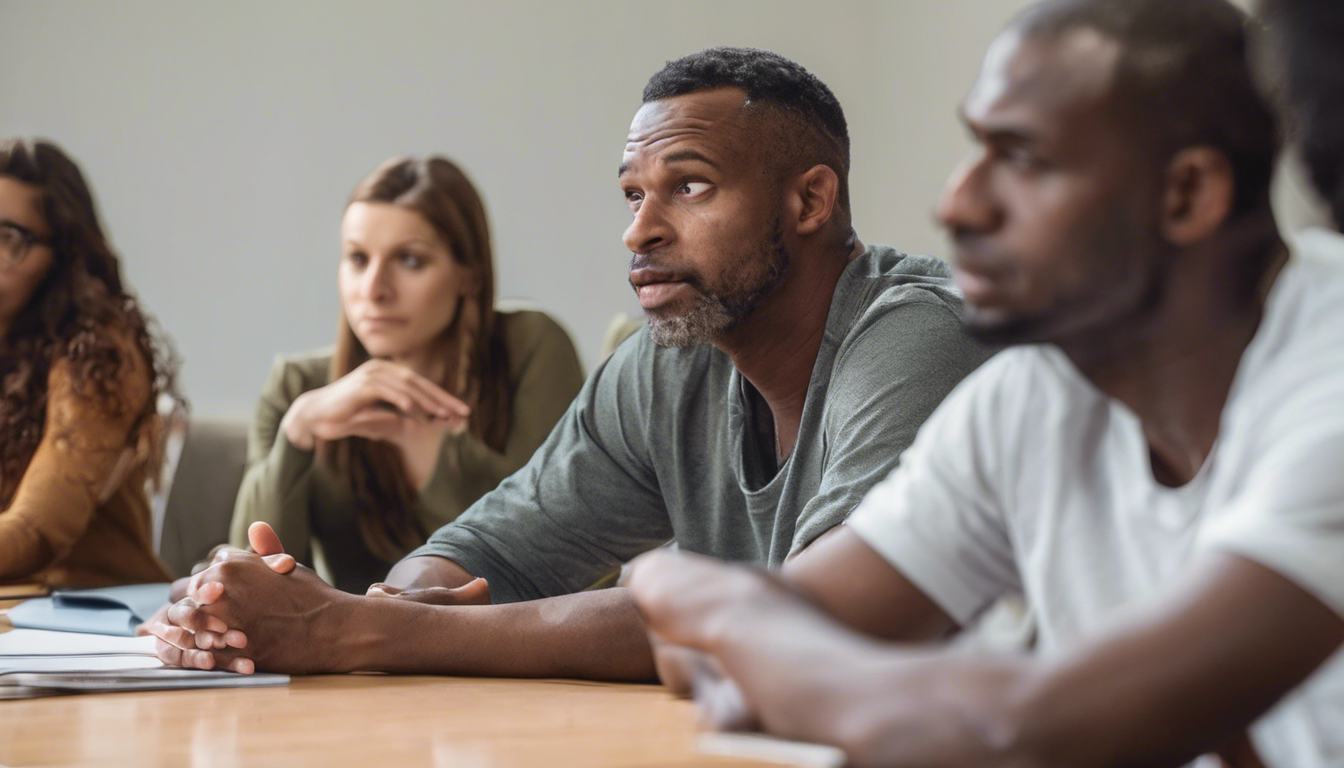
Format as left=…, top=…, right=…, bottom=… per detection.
left=0, top=592, right=786, bottom=768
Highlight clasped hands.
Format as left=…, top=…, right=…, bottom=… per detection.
left=144, top=523, right=776, bottom=731
left=140, top=521, right=490, bottom=674
left=281, top=358, right=472, bottom=450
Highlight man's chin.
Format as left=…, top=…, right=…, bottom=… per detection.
left=961, top=310, right=1052, bottom=346
left=644, top=305, right=733, bottom=348
left=646, top=315, right=710, bottom=348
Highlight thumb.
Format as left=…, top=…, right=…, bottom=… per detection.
left=451, top=577, right=490, bottom=605
left=262, top=553, right=297, bottom=575
left=366, top=577, right=491, bottom=606
left=248, top=521, right=286, bottom=557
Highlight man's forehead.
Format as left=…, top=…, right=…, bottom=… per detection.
left=624, top=88, right=754, bottom=160
left=963, top=27, right=1124, bottom=128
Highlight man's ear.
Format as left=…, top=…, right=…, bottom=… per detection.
left=789, top=164, right=841, bottom=237
left=1161, top=146, right=1236, bottom=246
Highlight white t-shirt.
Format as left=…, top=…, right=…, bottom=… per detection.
left=848, top=228, right=1344, bottom=768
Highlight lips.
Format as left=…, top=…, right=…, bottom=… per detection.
left=359, top=316, right=408, bottom=329
left=629, top=267, right=695, bottom=309
left=951, top=255, right=1011, bottom=306
left=628, top=267, right=684, bottom=289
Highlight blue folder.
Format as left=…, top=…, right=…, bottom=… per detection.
left=7, top=583, right=170, bottom=637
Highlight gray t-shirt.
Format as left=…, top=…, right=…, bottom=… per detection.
left=410, top=245, right=993, bottom=602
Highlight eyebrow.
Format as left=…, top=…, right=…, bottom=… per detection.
left=958, top=103, right=1050, bottom=147
left=0, top=218, right=36, bottom=233
left=342, top=237, right=439, bottom=250
left=618, top=149, right=721, bottom=178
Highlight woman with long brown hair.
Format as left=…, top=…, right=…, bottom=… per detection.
left=230, top=156, right=584, bottom=593
left=0, top=138, right=179, bottom=587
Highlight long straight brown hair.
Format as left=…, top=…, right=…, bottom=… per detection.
left=320, top=157, right=512, bottom=563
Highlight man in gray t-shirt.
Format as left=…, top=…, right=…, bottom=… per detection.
left=415, top=246, right=981, bottom=603
left=149, top=48, right=988, bottom=680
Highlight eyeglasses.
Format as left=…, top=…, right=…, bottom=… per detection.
left=0, top=220, right=51, bottom=270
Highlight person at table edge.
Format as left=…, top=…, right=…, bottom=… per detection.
left=147, top=47, right=993, bottom=680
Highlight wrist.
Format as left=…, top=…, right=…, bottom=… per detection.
left=281, top=395, right=317, bottom=451
left=322, top=591, right=377, bottom=673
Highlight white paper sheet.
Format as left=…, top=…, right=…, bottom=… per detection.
left=0, top=629, right=156, bottom=657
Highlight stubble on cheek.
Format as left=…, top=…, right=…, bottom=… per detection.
left=645, top=218, right=788, bottom=348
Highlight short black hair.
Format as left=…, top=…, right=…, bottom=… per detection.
left=1257, top=0, right=1344, bottom=228
left=643, top=47, right=852, bottom=228
left=1011, top=0, right=1278, bottom=219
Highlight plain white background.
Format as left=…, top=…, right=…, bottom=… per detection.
left=0, top=0, right=1322, bottom=417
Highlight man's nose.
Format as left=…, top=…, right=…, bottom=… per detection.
left=934, top=152, right=1003, bottom=235
left=623, top=198, right=675, bottom=255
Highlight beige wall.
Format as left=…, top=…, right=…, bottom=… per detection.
left=0, top=0, right=1324, bottom=417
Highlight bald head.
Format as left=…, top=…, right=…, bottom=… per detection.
left=1009, top=0, right=1278, bottom=218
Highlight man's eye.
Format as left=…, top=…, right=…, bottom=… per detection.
left=677, top=182, right=711, bottom=197
left=624, top=190, right=644, bottom=211
left=1002, top=148, right=1046, bottom=171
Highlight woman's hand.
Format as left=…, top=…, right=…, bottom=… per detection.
left=280, top=359, right=470, bottom=450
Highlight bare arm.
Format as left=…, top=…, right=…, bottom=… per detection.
left=343, top=587, right=656, bottom=680
left=152, top=549, right=657, bottom=681
left=783, top=526, right=956, bottom=642
left=380, top=553, right=477, bottom=591
left=630, top=548, right=1343, bottom=767
left=636, top=524, right=955, bottom=712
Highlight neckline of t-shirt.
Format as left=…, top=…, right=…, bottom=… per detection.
left=732, top=372, right=798, bottom=498
left=1101, top=399, right=1220, bottom=498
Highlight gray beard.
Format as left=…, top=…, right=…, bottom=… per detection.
left=646, top=221, right=789, bottom=348
left=646, top=292, right=738, bottom=347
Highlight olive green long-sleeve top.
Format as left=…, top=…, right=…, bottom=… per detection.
left=229, top=308, right=585, bottom=593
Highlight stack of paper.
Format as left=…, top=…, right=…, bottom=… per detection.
left=0, top=629, right=288, bottom=699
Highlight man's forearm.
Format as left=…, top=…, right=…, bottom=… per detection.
left=383, top=554, right=477, bottom=590
left=338, top=587, right=658, bottom=681
left=706, top=553, right=1341, bottom=767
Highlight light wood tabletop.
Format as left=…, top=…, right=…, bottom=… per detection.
left=0, top=662, right=789, bottom=767
left=0, top=587, right=802, bottom=767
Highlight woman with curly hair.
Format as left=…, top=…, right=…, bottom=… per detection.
left=0, top=138, right=179, bottom=587
left=229, top=156, right=585, bottom=593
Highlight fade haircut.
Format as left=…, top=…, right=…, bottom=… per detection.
left=1011, top=0, right=1278, bottom=219
left=1257, top=0, right=1344, bottom=228
left=643, top=47, right=853, bottom=243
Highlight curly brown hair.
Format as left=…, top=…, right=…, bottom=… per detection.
left=0, top=138, right=182, bottom=508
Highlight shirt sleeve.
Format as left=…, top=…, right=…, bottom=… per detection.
left=407, top=333, right=672, bottom=603
left=790, top=294, right=995, bottom=554
left=1199, top=399, right=1344, bottom=618
left=229, top=356, right=318, bottom=563
left=0, top=336, right=153, bottom=580
left=845, top=354, right=1024, bottom=626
